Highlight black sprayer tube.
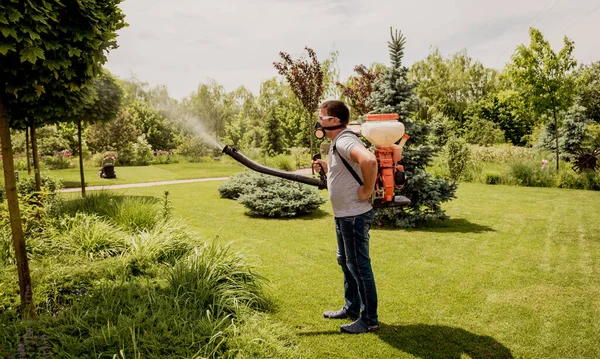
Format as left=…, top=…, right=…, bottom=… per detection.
left=222, top=145, right=327, bottom=190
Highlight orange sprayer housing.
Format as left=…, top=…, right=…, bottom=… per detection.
left=374, top=147, right=396, bottom=202
left=361, top=114, right=408, bottom=204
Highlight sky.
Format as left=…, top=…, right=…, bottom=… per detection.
left=105, top=0, right=600, bottom=100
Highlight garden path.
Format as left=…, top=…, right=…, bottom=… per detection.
left=58, top=168, right=314, bottom=193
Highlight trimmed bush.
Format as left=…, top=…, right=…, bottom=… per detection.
left=483, top=171, right=502, bottom=185
left=220, top=172, right=326, bottom=217
left=238, top=180, right=326, bottom=218
left=218, top=171, right=280, bottom=200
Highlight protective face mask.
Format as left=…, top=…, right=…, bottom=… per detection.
left=313, top=121, right=345, bottom=139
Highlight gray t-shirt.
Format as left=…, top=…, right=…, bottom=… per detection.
left=327, top=129, right=373, bottom=217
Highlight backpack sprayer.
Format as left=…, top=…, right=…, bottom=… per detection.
left=222, top=113, right=410, bottom=208
left=353, top=113, right=410, bottom=207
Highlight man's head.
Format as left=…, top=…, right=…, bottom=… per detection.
left=318, top=100, right=350, bottom=125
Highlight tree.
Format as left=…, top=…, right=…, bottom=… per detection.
left=368, top=28, right=457, bottom=228
left=273, top=47, right=324, bottom=156
left=465, top=90, right=533, bottom=145
left=261, top=107, right=285, bottom=156
left=86, top=109, right=140, bottom=155
left=576, top=61, right=600, bottom=123
left=222, top=86, right=262, bottom=150
left=0, top=0, right=125, bottom=317
left=257, top=77, right=307, bottom=149
left=130, top=100, right=177, bottom=151
left=409, top=49, right=497, bottom=125
left=508, top=28, right=577, bottom=172
left=75, top=71, right=123, bottom=197
left=185, top=80, right=236, bottom=146
left=337, top=64, right=383, bottom=117
left=539, top=104, right=591, bottom=162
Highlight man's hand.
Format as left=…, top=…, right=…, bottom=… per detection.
left=312, top=159, right=328, bottom=174
left=357, top=185, right=374, bottom=201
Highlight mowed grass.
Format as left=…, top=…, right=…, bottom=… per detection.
left=92, top=182, right=600, bottom=358
left=44, top=161, right=244, bottom=188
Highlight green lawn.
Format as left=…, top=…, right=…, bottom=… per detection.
left=44, top=161, right=244, bottom=188
left=105, top=181, right=600, bottom=358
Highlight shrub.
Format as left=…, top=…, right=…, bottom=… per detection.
left=509, top=162, right=556, bottom=187
left=218, top=171, right=277, bottom=200
left=469, top=144, right=546, bottom=164
left=444, top=137, right=471, bottom=182
left=44, top=155, right=73, bottom=169
left=12, top=157, right=29, bottom=171
left=238, top=179, right=326, bottom=218
left=151, top=151, right=180, bottom=164
left=220, top=172, right=326, bottom=217
left=557, top=170, right=600, bottom=190
left=175, top=133, right=212, bottom=162
left=462, top=116, right=506, bottom=146
left=266, top=154, right=295, bottom=171
left=0, top=226, right=13, bottom=266
left=132, top=135, right=154, bottom=166
left=289, top=147, right=311, bottom=169
left=483, top=171, right=502, bottom=185
left=16, top=174, right=62, bottom=197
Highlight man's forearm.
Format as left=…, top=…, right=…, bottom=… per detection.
left=360, top=159, right=377, bottom=190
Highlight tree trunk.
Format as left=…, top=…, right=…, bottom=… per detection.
left=0, top=98, right=36, bottom=318
left=25, top=127, right=31, bottom=175
left=30, top=126, right=41, bottom=191
left=309, top=112, right=315, bottom=175
left=553, top=108, right=559, bottom=173
left=78, top=119, right=86, bottom=197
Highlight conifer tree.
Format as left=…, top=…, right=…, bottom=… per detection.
left=368, top=28, right=457, bottom=227
left=261, top=107, right=285, bottom=156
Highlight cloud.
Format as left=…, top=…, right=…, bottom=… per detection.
left=106, top=0, right=600, bottom=99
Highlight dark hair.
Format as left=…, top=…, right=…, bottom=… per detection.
left=319, top=100, right=350, bottom=124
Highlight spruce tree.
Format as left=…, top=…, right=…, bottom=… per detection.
left=261, top=107, right=285, bottom=156
left=368, top=28, right=457, bottom=227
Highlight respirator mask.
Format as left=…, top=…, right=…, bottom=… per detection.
left=313, top=116, right=346, bottom=139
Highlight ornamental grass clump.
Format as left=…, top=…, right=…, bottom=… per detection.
left=53, top=191, right=160, bottom=232
left=168, top=243, right=270, bottom=315
left=55, top=213, right=128, bottom=260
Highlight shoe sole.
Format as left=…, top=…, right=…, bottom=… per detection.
left=340, top=325, right=380, bottom=334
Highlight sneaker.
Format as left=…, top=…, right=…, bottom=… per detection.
left=340, top=318, right=381, bottom=334
left=323, top=308, right=357, bottom=320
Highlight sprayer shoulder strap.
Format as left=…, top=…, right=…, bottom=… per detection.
left=332, top=142, right=364, bottom=186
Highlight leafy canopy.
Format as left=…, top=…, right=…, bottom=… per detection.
left=0, top=0, right=127, bottom=127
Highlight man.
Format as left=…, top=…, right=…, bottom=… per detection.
left=312, top=100, right=380, bottom=334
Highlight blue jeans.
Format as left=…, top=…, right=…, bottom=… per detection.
left=335, top=208, right=378, bottom=326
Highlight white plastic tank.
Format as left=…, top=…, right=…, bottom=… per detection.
left=360, top=114, right=405, bottom=147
